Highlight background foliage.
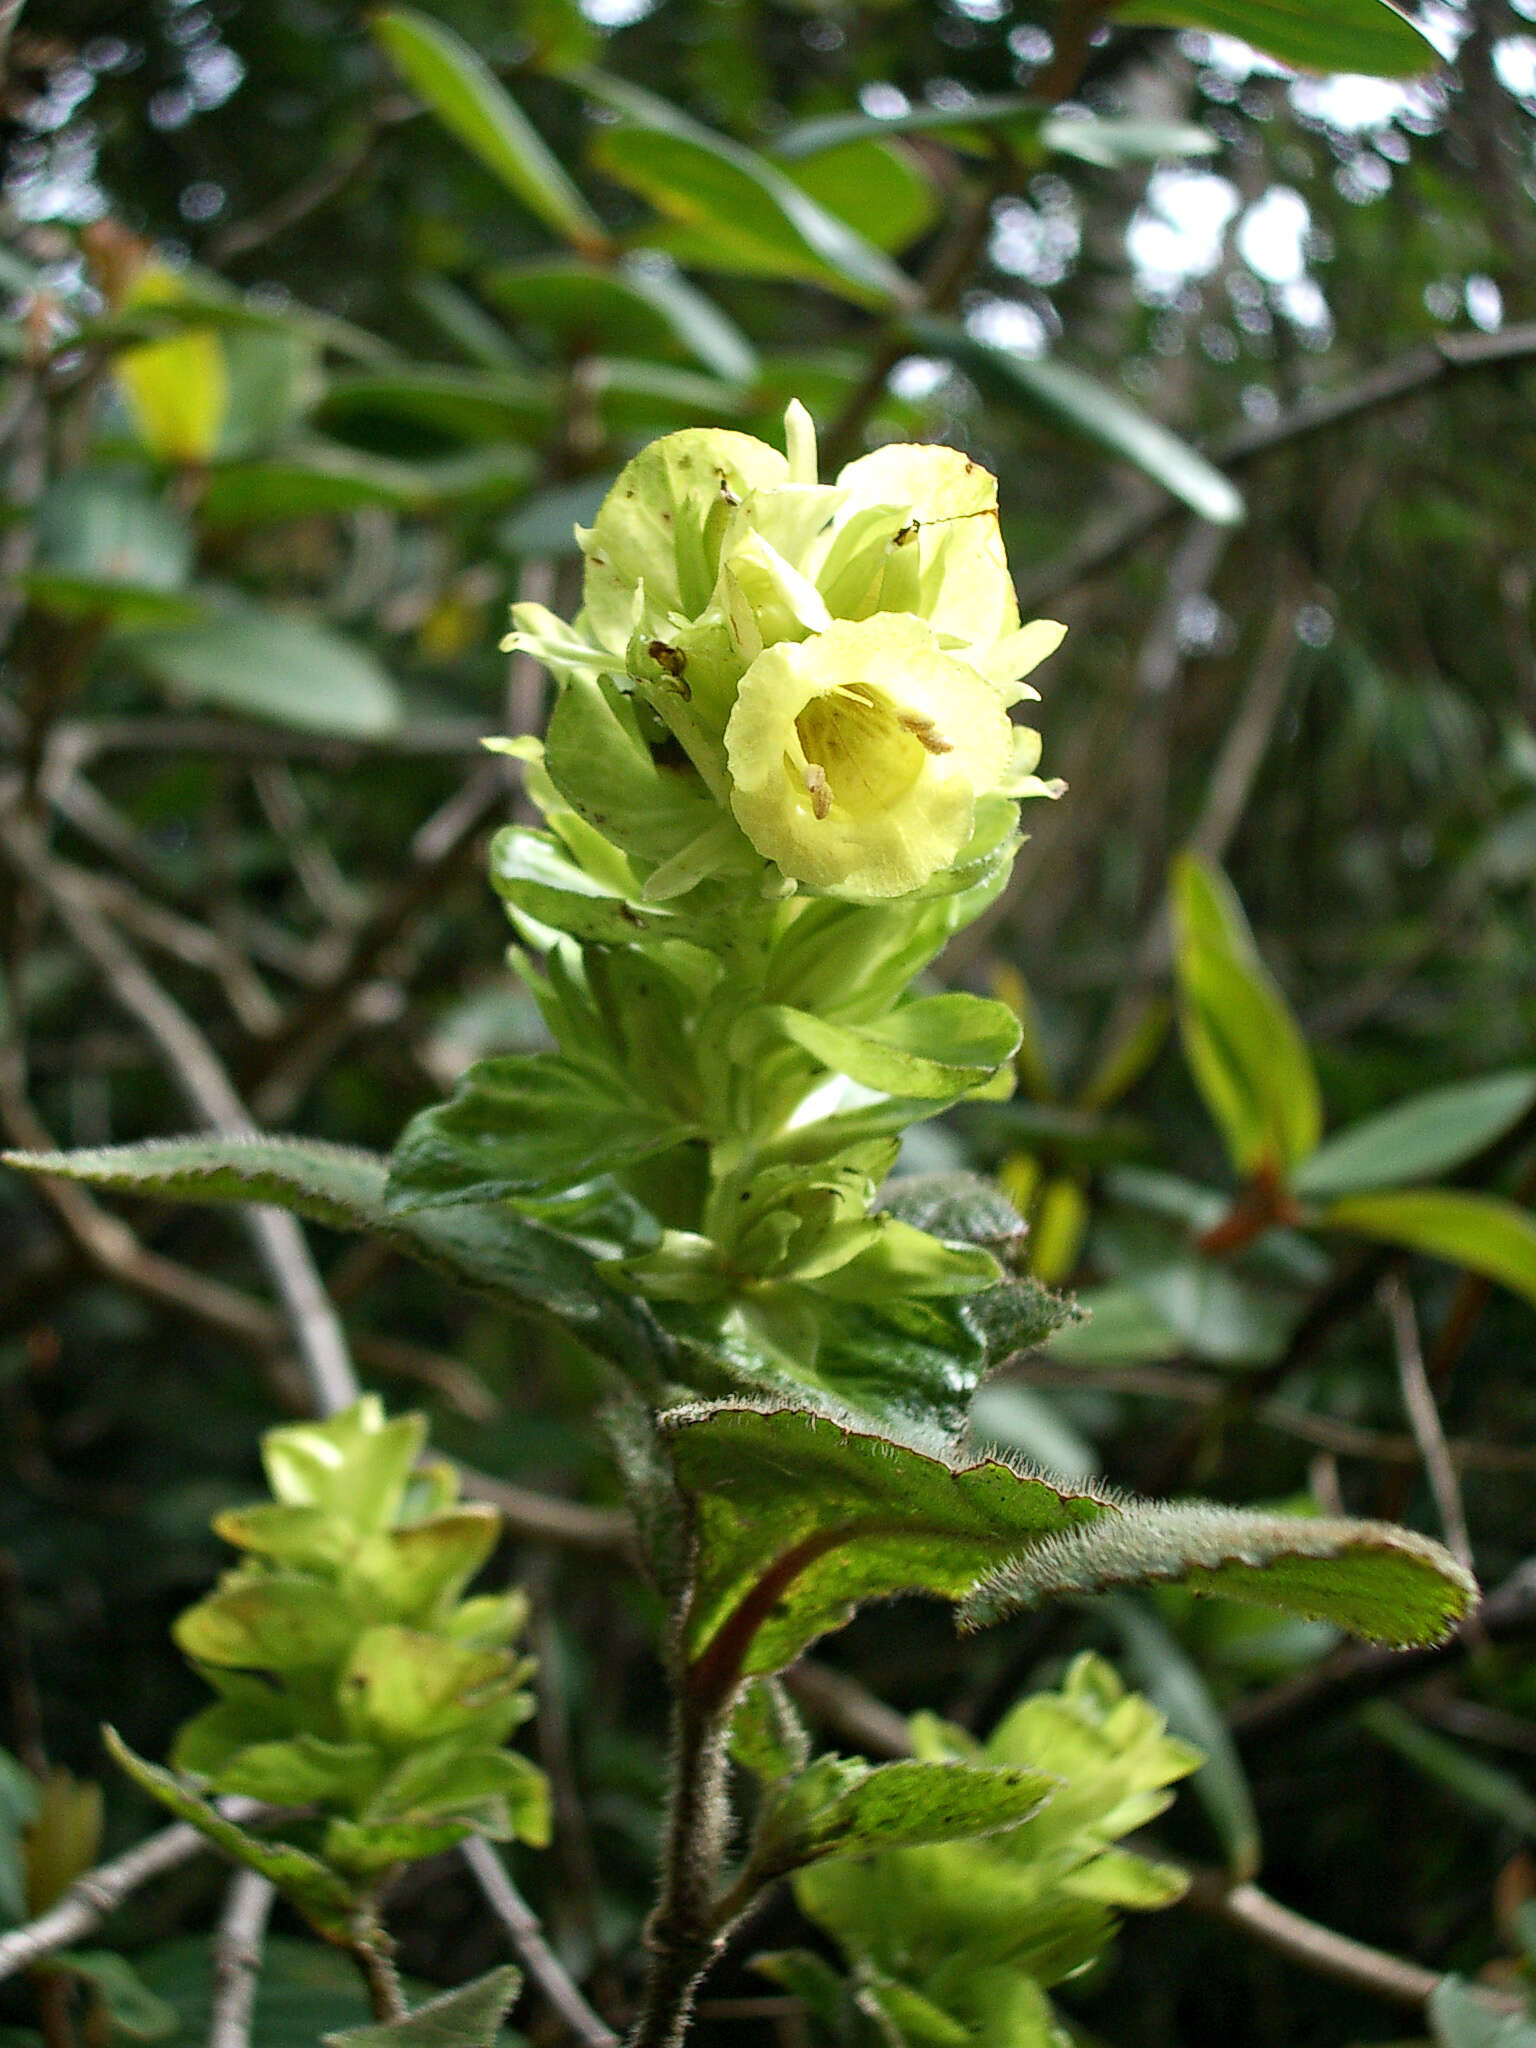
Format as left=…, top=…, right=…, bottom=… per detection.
left=4, top=0, right=1536, bottom=2042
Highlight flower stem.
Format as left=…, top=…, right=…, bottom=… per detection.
left=627, top=1692, right=734, bottom=2048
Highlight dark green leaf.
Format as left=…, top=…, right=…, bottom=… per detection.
left=36, top=1953, right=178, bottom=2041
left=323, top=1966, right=522, bottom=2048
left=962, top=1503, right=1477, bottom=1647
left=1294, top=1070, right=1536, bottom=1200
left=481, top=258, right=756, bottom=382
left=372, top=7, right=606, bottom=252
left=784, top=138, right=940, bottom=254
left=730, top=1679, right=812, bottom=1782
left=1110, top=0, right=1437, bottom=78
left=1, top=1138, right=672, bottom=1387
left=137, top=1935, right=374, bottom=2045
left=1359, top=1701, right=1536, bottom=1839
left=117, top=604, right=402, bottom=738
left=662, top=1403, right=1113, bottom=1700
left=905, top=317, right=1243, bottom=526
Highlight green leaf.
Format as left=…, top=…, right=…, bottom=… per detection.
left=573, top=69, right=915, bottom=310
left=1294, top=1070, right=1536, bottom=1200
left=661, top=1403, right=1113, bottom=1703
left=1109, top=0, right=1437, bottom=79
left=368, top=1744, right=549, bottom=1845
left=174, top=1574, right=360, bottom=1671
left=1038, top=114, right=1221, bottom=167
left=372, top=7, right=606, bottom=252
left=0, top=1137, right=673, bottom=1386
left=386, top=1054, right=691, bottom=1207
left=136, top=1936, right=375, bottom=2047
left=337, top=1628, right=528, bottom=1751
left=117, top=603, right=402, bottom=738
left=481, top=257, right=756, bottom=382
left=768, top=996, right=1021, bottom=1101
left=904, top=316, right=1243, bottom=526
left=260, top=1398, right=425, bottom=1528
left=36, top=1953, right=179, bottom=2041
left=1322, top=1188, right=1536, bottom=1309
left=488, top=827, right=667, bottom=944
left=1171, top=853, right=1321, bottom=1178
left=969, top=1385, right=1099, bottom=1482
left=751, top=1756, right=1055, bottom=1881
left=961, top=1503, right=1478, bottom=1648
left=784, top=138, right=940, bottom=254
left=199, top=445, right=436, bottom=525
left=323, top=1966, right=521, bottom=2048
left=103, top=1731, right=358, bottom=1940
left=32, top=473, right=192, bottom=592
left=1104, top=1596, right=1259, bottom=1879
left=772, top=98, right=1214, bottom=167
left=315, top=367, right=551, bottom=455
left=1044, top=1284, right=1181, bottom=1364
left=0, top=1750, right=39, bottom=1925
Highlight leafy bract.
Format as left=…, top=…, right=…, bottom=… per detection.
left=372, top=8, right=606, bottom=253
left=1, top=1138, right=672, bottom=1387
left=962, top=1503, right=1476, bottom=1647
left=749, top=1755, right=1056, bottom=1882
left=322, top=1966, right=522, bottom=2048
left=1294, top=1070, right=1536, bottom=1200
left=662, top=1403, right=1114, bottom=1704
left=768, top=995, right=1021, bottom=1100
left=1172, top=853, right=1321, bottom=1178
left=1322, top=1188, right=1536, bottom=1310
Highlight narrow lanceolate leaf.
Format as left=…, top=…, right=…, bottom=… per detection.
left=1293, top=1071, right=1536, bottom=1201
left=661, top=1403, right=1116, bottom=1706
left=1322, top=1188, right=1536, bottom=1311
left=905, top=317, right=1243, bottom=526
left=103, top=1730, right=357, bottom=1940
left=773, top=100, right=1215, bottom=165
left=322, top=1967, right=522, bottom=2048
left=751, top=1755, right=1056, bottom=1882
left=2, top=1138, right=671, bottom=1387
left=1360, top=1701, right=1536, bottom=1840
left=1109, top=0, right=1437, bottom=80
left=961, top=1504, right=1477, bottom=1648
left=371, top=9, right=607, bottom=254
left=1172, top=853, right=1321, bottom=1179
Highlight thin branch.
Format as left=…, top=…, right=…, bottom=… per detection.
left=206, top=1872, right=275, bottom=2048
left=1017, top=322, right=1536, bottom=611
left=0, top=801, right=360, bottom=1419
left=456, top=1468, right=634, bottom=1555
left=783, top=1662, right=910, bottom=1760
left=0, top=1803, right=261, bottom=1983
left=461, top=1837, right=618, bottom=2048
left=1178, top=1869, right=1446, bottom=2009
left=1382, top=1280, right=1474, bottom=1573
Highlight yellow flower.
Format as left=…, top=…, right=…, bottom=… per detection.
left=724, top=614, right=1013, bottom=899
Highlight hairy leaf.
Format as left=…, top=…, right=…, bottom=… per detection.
left=751, top=1756, right=1056, bottom=1881
left=323, top=1966, right=521, bottom=2048
left=962, top=1504, right=1476, bottom=1646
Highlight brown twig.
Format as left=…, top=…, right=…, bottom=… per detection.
left=1382, top=1279, right=1473, bottom=1572
left=461, top=1837, right=619, bottom=2048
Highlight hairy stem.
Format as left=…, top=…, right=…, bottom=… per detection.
left=628, top=1694, right=734, bottom=2048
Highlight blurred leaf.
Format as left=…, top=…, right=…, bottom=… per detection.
left=1360, top=1701, right=1536, bottom=1839
left=1044, top=1284, right=1181, bottom=1364
left=104, top=1730, right=358, bottom=1939
left=1430, top=1976, right=1536, bottom=2048
left=663, top=1402, right=1113, bottom=1697
left=32, top=474, right=192, bottom=591
left=0, top=1751, right=37, bottom=1926
left=115, top=322, right=227, bottom=464
left=574, top=69, right=915, bottom=309
left=751, top=1755, right=1055, bottom=1881
left=498, top=473, right=615, bottom=556
left=1109, top=0, right=1438, bottom=77
left=1029, top=1179, right=1088, bottom=1285
left=784, top=138, right=941, bottom=255
left=35, top=1952, right=178, bottom=2042
left=199, top=445, right=429, bottom=524
left=23, top=1768, right=103, bottom=1915
left=968, top=1383, right=1100, bottom=1481
left=482, top=257, right=757, bottom=382
left=315, top=368, right=551, bottom=455
left=1039, top=114, right=1221, bottom=166
left=774, top=100, right=1216, bottom=163
left=117, top=603, right=402, bottom=738
left=905, top=317, right=1244, bottom=525
left=323, top=1967, right=521, bottom=2048
left=1078, top=999, right=1172, bottom=1111
left=137, top=1935, right=374, bottom=2044
left=2, top=1137, right=672, bottom=1388
left=962, top=1503, right=1478, bottom=1647
left=1172, top=853, right=1321, bottom=1178
left=372, top=7, right=607, bottom=253
left=1105, top=1595, right=1262, bottom=1879
left=1323, top=1188, right=1536, bottom=1309
left=1293, top=1070, right=1536, bottom=1200
left=1132, top=1258, right=1299, bottom=1366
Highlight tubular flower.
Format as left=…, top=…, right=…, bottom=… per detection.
left=504, top=404, right=1065, bottom=899
left=725, top=615, right=1014, bottom=899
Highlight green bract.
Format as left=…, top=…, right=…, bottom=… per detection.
left=165, top=1398, right=549, bottom=1880
left=506, top=402, right=1065, bottom=903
